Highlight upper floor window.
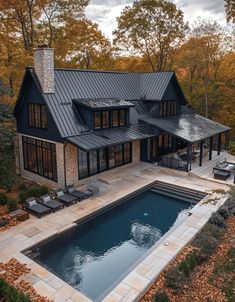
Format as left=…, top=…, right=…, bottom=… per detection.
left=94, top=109, right=127, bottom=130
left=94, top=111, right=110, bottom=129
left=28, top=104, right=47, bottom=129
left=160, top=101, right=177, bottom=117
left=112, top=109, right=126, bottom=127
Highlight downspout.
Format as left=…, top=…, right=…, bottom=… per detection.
left=63, top=140, right=67, bottom=188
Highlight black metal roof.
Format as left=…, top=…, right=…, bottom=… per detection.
left=73, top=98, right=134, bottom=110
left=27, top=68, right=175, bottom=137
left=140, top=114, right=231, bottom=143
left=67, top=125, right=159, bottom=151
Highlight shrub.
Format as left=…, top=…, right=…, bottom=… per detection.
left=18, top=183, right=27, bottom=191
left=209, top=212, right=227, bottom=229
left=201, top=223, right=224, bottom=240
left=7, top=198, right=18, bottom=212
left=165, top=267, right=185, bottom=291
left=0, top=278, right=32, bottom=302
left=18, top=185, right=49, bottom=203
left=154, top=292, right=170, bottom=302
left=196, top=235, right=219, bottom=262
left=186, top=252, right=198, bottom=270
left=0, top=218, right=9, bottom=227
left=218, top=206, right=230, bottom=219
left=0, top=192, right=9, bottom=205
left=179, top=260, right=190, bottom=277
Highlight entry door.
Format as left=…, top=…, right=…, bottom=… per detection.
left=140, top=137, right=159, bottom=163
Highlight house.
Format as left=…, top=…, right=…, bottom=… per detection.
left=14, top=47, right=231, bottom=187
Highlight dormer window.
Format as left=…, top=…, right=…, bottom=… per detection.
left=73, top=98, right=133, bottom=130
left=94, top=111, right=110, bottom=129
left=112, top=109, right=127, bottom=127
left=160, top=101, right=177, bottom=117
left=28, top=103, right=47, bottom=129
left=94, top=112, right=101, bottom=129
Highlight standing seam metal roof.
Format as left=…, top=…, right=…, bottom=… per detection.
left=67, top=125, right=159, bottom=151
left=28, top=68, right=174, bottom=138
left=140, top=114, right=231, bottom=143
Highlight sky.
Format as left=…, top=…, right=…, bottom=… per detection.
left=85, top=0, right=227, bottom=39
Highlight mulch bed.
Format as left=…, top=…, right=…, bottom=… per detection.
left=0, top=258, right=53, bottom=302
left=141, top=216, right=235, bottom=302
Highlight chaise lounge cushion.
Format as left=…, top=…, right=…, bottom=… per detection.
left=66, top=185, right=87, bottom=200
left=40, top=194, right=64, bottom=210
left=55, top=188, right=77, bottom=204
left=25, top=197, right=50, bottom=216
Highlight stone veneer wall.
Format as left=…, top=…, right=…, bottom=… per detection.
left=17, top=133, right=65, bottom=188
left=33, top=48, right=54, bottom=94
left=132, top=140, right=140, bottom=164
left=16, top=136, right=141, bottom=188
left=65, top=143, right=79, bottom=186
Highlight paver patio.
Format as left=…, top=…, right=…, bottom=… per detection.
left=0, top=160, right=233, bottom=302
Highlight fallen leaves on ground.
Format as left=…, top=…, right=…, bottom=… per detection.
left=141, top=216, right=235, bottom=302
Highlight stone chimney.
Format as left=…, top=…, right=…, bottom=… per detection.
left=34, top=46, right=55, bottom=94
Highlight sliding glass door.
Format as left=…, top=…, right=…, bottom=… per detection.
left=78, top=143, right=132, bottom=180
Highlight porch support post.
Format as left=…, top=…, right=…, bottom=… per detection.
left=199, top=141, right=203, bottom=167
left=187, top=143, right=192, bottom=171
left=209, top=136, right=213, bottom=161
left=225, top=131, right=230, bottom=150
left=217, top=133, right=221, bottom=156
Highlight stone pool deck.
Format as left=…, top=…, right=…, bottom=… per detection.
left=0, top=163, right=232, bottom=302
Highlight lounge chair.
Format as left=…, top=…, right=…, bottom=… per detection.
left=39, top=194, right=64, bottom=212
left=23, top=197, right=51, bottom=218
left=66, top=185, right=89, bottom=201
left=54, top=188, right=78, bottom=206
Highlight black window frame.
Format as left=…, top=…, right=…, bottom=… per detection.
left=28, top=103, right=48, bottom=129
left=94, top=110, right=110, bottom=129
left=22, top=136, right=57, bottom=181
left=78, top=142, right=132, bottom=180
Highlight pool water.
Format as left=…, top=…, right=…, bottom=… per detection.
left=31, top=190, right=190, bottom=300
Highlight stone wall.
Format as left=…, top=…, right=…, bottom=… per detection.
left=34, top=48, right=54, bottom=94
left=132, top=140, right=140, bottom=164
left=16, top=135, right=141, bottom=188
left=65, top=143, right=79, bottom=186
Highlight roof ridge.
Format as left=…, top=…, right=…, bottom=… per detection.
left=28, top=66, right=174, bottom=75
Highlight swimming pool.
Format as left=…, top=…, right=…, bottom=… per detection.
left=28, top=190, right=190, bottom=300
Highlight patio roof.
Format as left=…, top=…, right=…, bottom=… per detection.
left=67, top=125, right=159, bottom=151
left=140, top=114, right=231, bottom=143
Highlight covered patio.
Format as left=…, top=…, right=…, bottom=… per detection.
left=140, top=113, right=231, bottom=172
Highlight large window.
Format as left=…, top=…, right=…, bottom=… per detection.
left=22, top=136, right=57, bottom=181
left=78, top=143, right=132, bottom=179
left=112, top=109, right=127, bottom=127
left=94, top=109, right=127, bottom=129
left=94, top=111, right=110, bottom=129
left=159, top=101, right=177, bottom=117
left=28, top=104, right=47, bottom=129
left=94, top=112, right=101, bottom=129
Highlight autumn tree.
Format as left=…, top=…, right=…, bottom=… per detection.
left=113, top=0, right=188, bottom=72
left=175, top=20, right=229, bottom=119
left=225, top=0, right=235, bottom=23
left=54, top=19, right=114, bottom=70
left=38, top=0, right=89, bottom=47
left=0, top=0, right=40, bottom=51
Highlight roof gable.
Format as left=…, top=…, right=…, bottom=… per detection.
left=15, top=68, right=184, bottom=138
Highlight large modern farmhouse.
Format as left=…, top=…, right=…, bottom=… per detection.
left=14, top=47, right=231, bottom=187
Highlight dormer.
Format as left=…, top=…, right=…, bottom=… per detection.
left=73, top=98, right=134, bottom=130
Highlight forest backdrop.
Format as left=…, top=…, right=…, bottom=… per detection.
left=0, top=0, right=234, bottom=188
